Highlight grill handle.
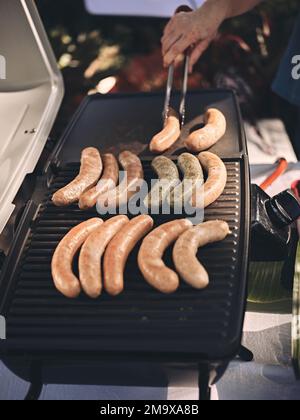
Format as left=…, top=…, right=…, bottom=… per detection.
left=251, top=185, right=300, bottom=262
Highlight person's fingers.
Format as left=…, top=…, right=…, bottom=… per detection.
left=162, top=31, right=183, bottom=56
left=161, top=30, right=171, bottom=44
left=162, top=12, right=188, bottom=41
left=163, top=16, right=177, bottom=37
left=188, top=39, right=211, bottom=73
left=161, top=29, right=177, bottom=47
left=163, top=35, right=192, bottom=68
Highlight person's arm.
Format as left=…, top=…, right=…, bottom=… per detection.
left=162, top=0, right=264, bottom=71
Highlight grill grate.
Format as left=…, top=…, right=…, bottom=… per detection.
left=0, top=159, right=248, bottom=360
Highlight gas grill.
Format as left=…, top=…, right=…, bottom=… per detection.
left=0, top=89, right=251, bottom=400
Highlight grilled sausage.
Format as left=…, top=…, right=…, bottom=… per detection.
left=98, top=151, right=144, bottom=209
left=150, top=108, right=181, bottom=153
left=104, top=215, right=154, bottom=296
left=52, top=147, right=102, bottom=206
left=79, top=153, right=119, bottom=210
left=78, top=215, right=129, bottom=298
left=145, top=156, right=179, bottom=209
left=173, top=221, right=230, bottom=289
left=51, top=218, right=103, bottom=298
left=185, top=109, right=226, bottom=153
left=169, top=153, right=204, bottom=207
left=191, top=152, right=227, bottom=209
left=138, top=219, right=193, bottom=294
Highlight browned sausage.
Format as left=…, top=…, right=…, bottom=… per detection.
left=185, top=108, right=226, bottom=153
left=51, top=218, right=103, bottom=298
left=98, top=151, right=144, bottom=209
left=78, top=215, right=129, bottom=298
left=150, top=108, right=181, bottom=153
left=144, top=156, right=180, bottom=209
left=138, top=219, right=193, bottom=294
left=169, top=153, right=204, bottom=207
left=191, top=152, right=227, bottom=209
left=104, top=215, right=154, bottom=296
left=79, top=153, right=119, bottom=210
left=52, top=147, right=102, bottom=206
left=173, top=221, right=230, bottom=289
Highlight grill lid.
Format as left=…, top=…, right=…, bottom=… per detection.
left=0, top=0, right=64, bottom=234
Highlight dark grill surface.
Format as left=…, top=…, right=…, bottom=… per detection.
left=0, top=91, right=250, bottom=362
left=0, top=159, right=248, bottom=360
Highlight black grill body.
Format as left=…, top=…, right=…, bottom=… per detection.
left=0, top=91, right=250, bottom=395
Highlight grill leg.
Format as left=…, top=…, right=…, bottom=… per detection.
left=198, top=365, right=211, bottom=401
left=24, top=361, right=43, bottom=401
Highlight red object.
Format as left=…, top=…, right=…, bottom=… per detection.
left=260, top=158, right=288, bottom=191
left=291, top=180, right=300, bottom=200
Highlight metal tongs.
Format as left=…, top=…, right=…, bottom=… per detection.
left=163, top=5, right=193, bottom=127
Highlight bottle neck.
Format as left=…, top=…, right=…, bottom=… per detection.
left=265, top=190, right=300, bottom=229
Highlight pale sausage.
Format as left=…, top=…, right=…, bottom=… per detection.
left=138, top=219, right=192, bottom=293
left=191, top=152, right=227, bottom=209
left=173, top=221, right=230, bottom=289
left=150, top=108, right=181, bottom=153
left=185, top=108, right=226, bottom=153
left=52, top=147, right=102, bottom=206
left=51, top=218, right=103, bottom=298
left=98, top=151, right=143, bottom=209
left=78, top=216, right=129, bottom=298
left=79, top=153, right=119, bottom=210
left=104, top=215, right=154, bottom=296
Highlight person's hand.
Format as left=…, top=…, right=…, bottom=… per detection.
left=162, top=1, right=227, bottom=72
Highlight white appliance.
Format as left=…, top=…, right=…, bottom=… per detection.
left=0, top=0, right=64, bottom=235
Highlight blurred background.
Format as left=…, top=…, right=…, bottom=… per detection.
left=35, top=0, right=299, bottom=155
